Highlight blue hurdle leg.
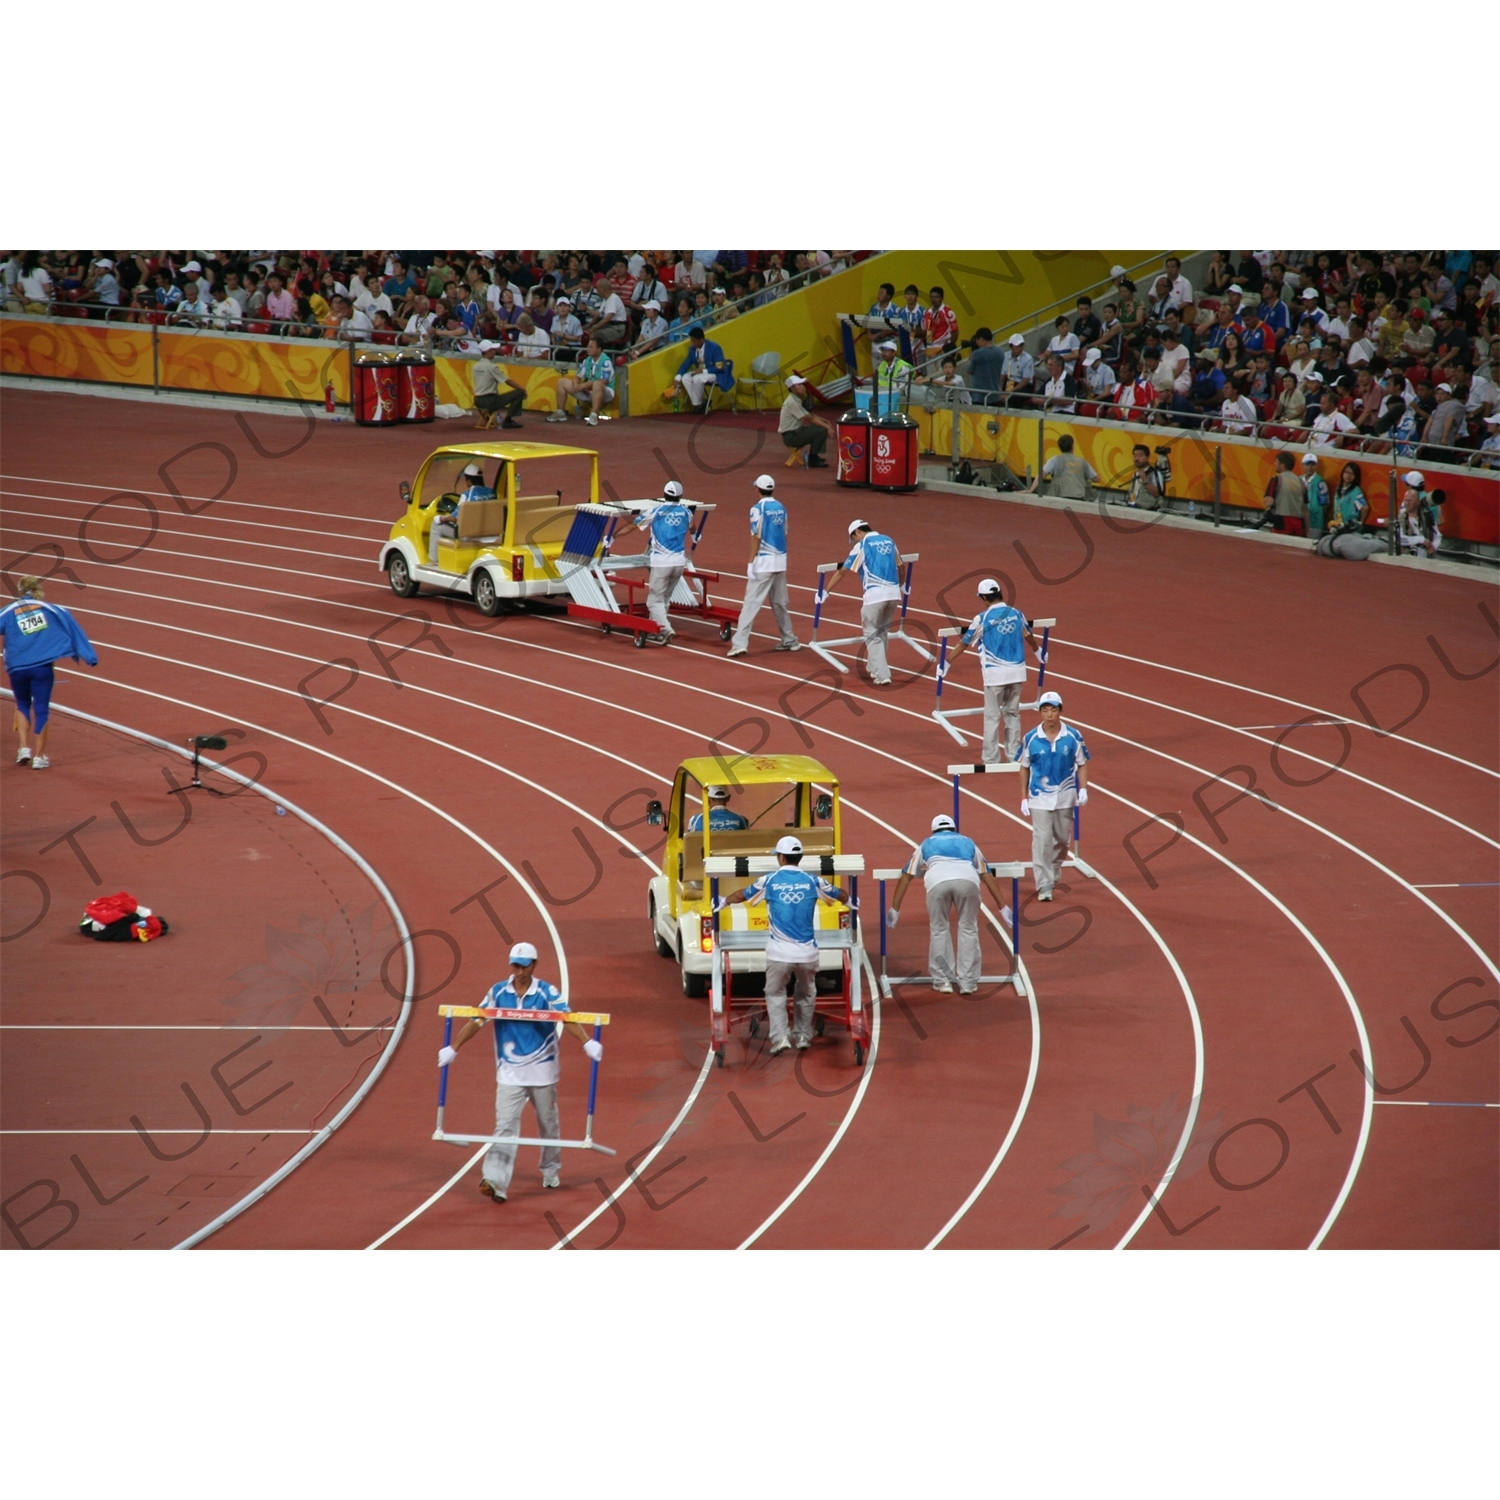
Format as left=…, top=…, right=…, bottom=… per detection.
left=812, top=569, right=827, bottom=634
left=584, top=1022, right=603, bottom=1144
left=953, top=773, right=961, bottom=830
left=1037, top=626, right=1051, bottom=690
left=935, top=636, right=948, bottom=705
left=1011, top=876, right=1021, bottom=967
left=436, top=1014, right=454, bottom=1135
left=879, top=878, right=888, bottom=960
left=900, top=558, right=916, bottom=622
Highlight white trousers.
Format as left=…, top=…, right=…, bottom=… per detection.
left=861, top=598, right=900, bottom=683
left=1031, top=807, right=1074, bottom=895
left=483, top=1080, right=561, bottom=1192
left=732, top=568, right=796, bottom=651
left=764, top=958, right=818, bottom=1045
left=983, top=682, right=1023, bottom=763
left=647, top=566, right=683, bottom=633
left=927, top=878, right=982, bottom=988
left=680, top=370, right=716, bottom=407
left=429, top=517, right=457, bottom=565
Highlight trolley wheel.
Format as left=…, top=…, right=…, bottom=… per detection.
left=633, top=631, right=648, bottom=649
left=815, top=1014, right=827, bottom=1037
left=715, top=1047, right=726, bottom=1069
left=853, top=1042, right=865, bottom=1067
left=749, top=1016, right=759, bottom=1038
left=601, top=623, right=611, bottom=635
left=719, top=623, right=733, bottom=642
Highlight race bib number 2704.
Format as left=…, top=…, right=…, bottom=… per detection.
left=16, top=610, right=47, bottom=635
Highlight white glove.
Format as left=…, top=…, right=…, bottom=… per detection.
left=935, top=661, right=948, bottom=679
left=1039, top=650, right=1048, bottom=664
left=1077, top=787, right=1089, bottom=806
left=886, top=906, right=899, bottom=928
left=583, top=1038, right=603, bottom=1063
left=712, top=896, right=727, bottom=912
left=438, top=1045, right=458, bottom=1067
left=1021, top=798, right=1030, bottom=817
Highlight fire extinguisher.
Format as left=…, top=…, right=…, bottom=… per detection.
left=325, top=382, right=335, bottom=414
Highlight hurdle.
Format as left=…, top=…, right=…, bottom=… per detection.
left=433, top=1004, right=617, bottom=1156
left=932, top=617, right=1056, bottom=746
left=809, top=553, right=934, bottom=675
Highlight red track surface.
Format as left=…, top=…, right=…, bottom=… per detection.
left=2, top=387, right=1496, bottom=1250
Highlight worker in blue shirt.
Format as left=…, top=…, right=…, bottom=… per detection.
left=437, top=940, right=602, bottom=1203
left=727, top=473, right=800, bottom=657
left=634, top=480, right=693, bottom=645
left=1018, top=690, right=1091, bottom=902
left=1, top=575, right=99, bottom=769
left=688, top=784, right=750, bottom=832
left=886, top=815, right=1012, bottom=994
left=824, top=519, right=904, bottom=685
left=720, top=835, right=847, bottom=1054
left=429, top=462, right=495, bottom=565
left=940, top=578, right=1041, bottom=763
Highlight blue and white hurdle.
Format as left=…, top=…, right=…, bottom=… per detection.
left=810, top=552, right=934, bottom=676
left=932, top=616, right=1056, bottom=746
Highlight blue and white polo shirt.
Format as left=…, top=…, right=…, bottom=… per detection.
left=843, top=531, right=902, bottom=604
left=739, top=865, right=841, bottom=963
left=749, top=495, right=788, bottom=574
left=480, top=976, right=570, bottom=1086
left=905, top=830, right=987, bottom=892
left=962, top=602, right=1028, bottom=686
left=1019, top=722, right=1090, bottom=810
left=637, top=501, right=692, bottom=568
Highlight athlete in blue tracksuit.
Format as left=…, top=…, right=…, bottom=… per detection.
left=886, top=815, right=1012, bottom=992
left=1018, top=690, right=1091, bottom=901
left=826, top=518, right=904, bottom=684
left=721, top=835, right=847, bottom=1053
left=1, top=577, right=99, bottom=769
left=728, top=473, right=800, bottom=656
left=437, top=940, right=603, bottom=1201
left=635, top=479, right=694, bottom=643
left=941, top=578, right=1040, bottom=762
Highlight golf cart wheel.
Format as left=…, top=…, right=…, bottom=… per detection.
left=387, top=554, right=419, bottom=599
left=682, top=967, right=708, bottom=999
left=650, top=897, right=674, bottom=958
left=473, top=570, right=501, bottom=617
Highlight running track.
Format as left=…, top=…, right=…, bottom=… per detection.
left=1, top=387, right=1495, bottom=1251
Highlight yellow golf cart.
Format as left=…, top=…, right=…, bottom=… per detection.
left=645, top=755, right=871, bottom=1066
left=379, top=441, right=600, bottom=613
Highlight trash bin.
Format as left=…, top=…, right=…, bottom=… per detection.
left=397, top=354, right=435, bottom=423
left=353, top=356, right=400, bottom=425
left=836, top=410, right=872, bottom=487
left=869, top=414, right=919, bottom=492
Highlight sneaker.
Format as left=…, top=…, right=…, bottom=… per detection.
left=871, top=677, right=892, bottom=686
left=775, top=640, right=802, bottom=652
left=546, top=410, right=568, bottom=422
left=15, top=747, right=31, bottom=764
left=768, top=1038, right=792, bottom=1056
left=479, top=1180, right=507, bottom=1203
left=584, top=414, right=599, bottom=427
left=31, top=755, right=49, bottom=770
left=542, top=1174, right=561, bottom=1189
left=793, top=1037, right=812, bottom=1050
left=726, top=645, right=747, bottom=658
left=1037, top=890, right=1054, bottom=903
left=932, top=981, right=954, bottom=994
left=959, top=986, right=978, bottom=995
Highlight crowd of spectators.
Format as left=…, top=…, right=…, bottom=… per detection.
left=1, top=249, right=870, bottom=367
left=942, top=252, right=1499, bottom=468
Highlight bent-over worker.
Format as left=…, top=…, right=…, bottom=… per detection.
left=939, top=578, right=1040, bottom=764
left=823, top=519, right=904, bottom=686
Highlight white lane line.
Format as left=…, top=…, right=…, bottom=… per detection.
left=1372, top=1100, right=1499, bottom=1107
left=1086, top=782, right=1373, bottom=1252
left=2, top=1129, right=317, bottom=1135
left=1412, top=883, right=1500, bottom=889
left=1066, top=715, right=1500, bottom=991
left=1, top=1025, right=388, bottom=1031
left=1, top=472, right=393, bottom=528
left=366, top=1147, right=488, bottom=1250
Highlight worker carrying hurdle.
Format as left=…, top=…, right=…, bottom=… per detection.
left=938, top=579, right=1043, bottom=763
left=1019, top=690, right=1091, bottom=903
left=884, top=814, right=1013, bottom=994
left=436, top=940, right=606, bottom=1203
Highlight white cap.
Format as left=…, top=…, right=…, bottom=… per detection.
left=785, top=374, right=807, bottom=387
left=879, top=340, right=898, bottom=352
left=1083, top=348, right=1101, bottom=365
left=644, top=301, right=661, bottom=313
left=478, top=340, right=500, bottom=352
left=847, top=518, right=869, bottom=536
left=775, top=835, right=803, bottom=856
left=1403, top=470, right=1425, bottom=486
left=555, top=296, right=571, bottom=305
left=753, top=474, right=775, bottom=492
left=1436, top=382, right=1452, bottom=393
left=705, top=784, right=731, bottom=800
left=462, top=463, right=483, bottom=477
left=1300, top=453, right=1318, bottom=466
left=509, top=942, right=539, bottom=965
left=1110, top=265, right=1126, bottom=277
left=977, top=578, right=1001, bottom=595
left=1301, top=287, right=1319, bottom=299
left=1485, top=411, right=1500, bottom=424
left=1038, top=690, right=1063, bottom=707
left=663, top=480, right=684, bottom=498
left=94, top=258, right=114, bottom=269
left=1227, top=283, right=1243, bottom=294
left=1304, top=370, right=1324, bottom=383
left=183, top=260, right=202, bottom=273
left=1008, top=333, right=1026, bottom=346
left=931, top=815, right=956, bottom=832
